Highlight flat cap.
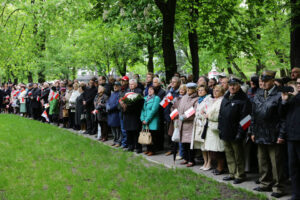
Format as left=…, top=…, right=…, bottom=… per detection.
left=186, top=82, right=197, bottom=88
left=114, top=81, right=121, bottom=86
left=261, top=70, right=276, bottom=81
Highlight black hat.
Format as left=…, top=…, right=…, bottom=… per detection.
left=261, top=70, right=276, bottom=81
left=113, top=81, right=121, bottom=86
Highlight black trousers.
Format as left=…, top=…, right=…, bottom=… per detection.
left=147, top=130, right=158, bottom=152
left=68, top=110, right=75, bottom=128
left=127, top=130, right=142, bottom=151
left=288, top=141, right=300, bottom=200
left=32, top=107, right=41, bottom=120
left=182, top=143, right=195, bottom=163
left=86, top=107, right=94, bottom=134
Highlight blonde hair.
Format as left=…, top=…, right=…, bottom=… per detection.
left=179, top=84, right=187, bottom=92
left=213, top=84, right=225, bottom=95
left=98, top=85, right=105, bottom=93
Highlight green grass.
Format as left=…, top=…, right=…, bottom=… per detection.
left=0, top=114, right=267, bottom=200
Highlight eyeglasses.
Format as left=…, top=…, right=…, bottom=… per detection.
left=297, top=82, right=300, bottom=85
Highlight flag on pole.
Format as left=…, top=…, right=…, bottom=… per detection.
left=184, top=107, right=196, bottom=118
left=41, top=110, right=49, bottom=122
left=240, top=115, right=251, bottom=130
left=160, top=93, right=174, bottom=108
left=170, top=109, right=179, bottom=120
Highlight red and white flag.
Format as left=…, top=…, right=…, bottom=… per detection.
left=44, top=103, right=50, bottom=108
left=37, top=96, right=40, bottom=102
left=240, top=115, right=251, bottom=130
left=50, top=93, right=59, bottom=101
left=21, top=97, right=25, bottom=104
left=184, top=107, right=196, bottom=118
left=41, top=110, right=49, bottom=122
left=92, top=110, right=99, bottom=115
left=160, top=93, right=174, bottom=108
left=170, top=109, right=179, bottom=120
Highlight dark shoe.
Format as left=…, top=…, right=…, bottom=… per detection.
left=136, top=149, right=142, bottom=154
left=271, top=192, right=285, bottom=198
left=253, top=187, right=272, bottom=192
left=213, top=169, right=224, bottom=175
left=233, top=179, right=244, bottom=184
left=127, top=148, right=134, bottom=152
left=186, top=162, right=195, bottom=167
left=223, top=176, right=234, bottom=181
left=180, top=160, right=188, bottom=165
left=83, top=131, right=89, bottom=135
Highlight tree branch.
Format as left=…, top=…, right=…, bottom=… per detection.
left=0, top=0, right=8, bottom=24
left=16, top=23, right=26, bottom=46
left=4, top=8, right=21, bottom=27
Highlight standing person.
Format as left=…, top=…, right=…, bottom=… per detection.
left=49, top=86, right=60, bottom=125
left=18, top=85, right=27, bottom=116
left=119, top=76, right=129, bottom=148
left=220, top=77, right=229, bottom=92
left=251, top=70, right=286, bottom=198
left=153, top=77, right=166, bottom=151
left=178, top=83, right=198, bottom=167
left=140, top=86, right=161, bottom=156
left=191, top=85, right=213, bottom=169
left=83, top=78, right=98, bottom=135
left=93, top=86, right=109, bottom=141
left=121, top=79, right=144, bottom=153
left=65, top=84, right=73, bottom=128
left=75, top=83, right=87, bottom=133
left=219, top=76, right=251, bottom=184
left=281, top=77, right=300, bottom=200
left=31, top=83, right=42, bottom=120
left=144, top=72, right=154, bottom=96
left=98, top=76, right=111, bottom=97
left=133, top=74, right=145, bottom=91
left=107, top=82, right=122, bottom=147
left=164, top=76, right=181, bottom=156
left=204, top=85, right=226, bottom=174
left=69, top=83, right=80, bottom=130
left=25, top=83, right=33, bottom=118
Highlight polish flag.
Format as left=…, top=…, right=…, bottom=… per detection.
left=21, top=97, right=25, bottom=103
left=41, top=110, right=49, bottom=122
left=37, top=96, right=40, bottom=102
left=28, top=92, right=32, bottom=96
left=170, top=109, right=179, bottom=120
left=44, top=103, right=50, bottom=108
left=240, top=115, right=251, bottom=130
left=184, top=107, right=196, bottom=118
left=13, top=91, right=20, bottom=97
left=160, top=93, right=173, bottom=108
left=92, top=110, right=99, bottom=115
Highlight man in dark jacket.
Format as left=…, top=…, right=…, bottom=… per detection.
left=31, top=83, right=42, bottom=120
left=83, top=78, right=98, bottom=135
left=251, top=70, right=286, bottom=198
left=119, top=76, right=129, bottom=148
left=26, top=83, right=33, bottom=118
left=219, top=76, right=251, bottom=184
left=281, top=77, right=300, bottom=200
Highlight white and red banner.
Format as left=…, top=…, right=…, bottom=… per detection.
left=41, top=110, right=49, bottom=122
left=21, top=97, right=25, bottom=104
left=184, top=107, right=196, bottom=118
left=170, top=109, right=179, bottom=120
left=50, top=93, right=59, bottom=102
left=160, top=93, right=174, bottom=108
left=240, top=115, right=251, bottom=130
left=92, top=110, right=99, bottom=115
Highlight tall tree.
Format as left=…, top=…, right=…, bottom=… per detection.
left=290, top=0, right=300, bottom=68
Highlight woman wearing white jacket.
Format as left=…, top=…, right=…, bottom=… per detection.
left=18, top=85, right=27, bottom=116
left=190, top=85, right=213, bottom=170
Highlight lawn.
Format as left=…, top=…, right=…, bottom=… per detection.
left=0, top=114, right=267, bottom=200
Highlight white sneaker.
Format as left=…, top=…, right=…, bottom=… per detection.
left=176, top=155, right=183, bottom=160
left=199, top=166, right=205, bottom=170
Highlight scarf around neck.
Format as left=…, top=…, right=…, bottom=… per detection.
left=198, top=95, right=207, bottom=104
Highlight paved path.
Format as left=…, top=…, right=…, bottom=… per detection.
left=65, top=127, right=291, bottom=200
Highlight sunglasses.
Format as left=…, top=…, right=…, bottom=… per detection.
left=297, top=82, right=300, bottom=85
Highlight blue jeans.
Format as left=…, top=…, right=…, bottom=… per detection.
left=120, top=113, right=127, bottom=147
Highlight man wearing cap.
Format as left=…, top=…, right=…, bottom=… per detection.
left=119, top=76, right=129, bottom=148
left=251, top=70, right=286, bottom=198
left=218, top=75, right=251, bottom=184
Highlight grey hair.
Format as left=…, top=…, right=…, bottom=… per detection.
left=172, top=76, right=180, bottom=84
left=129, top=79, right=138, bottom=85
left=153, top=77, right=161, bottom=84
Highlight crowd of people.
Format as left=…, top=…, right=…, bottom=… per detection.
left=0, top=67, right=299, bottom=199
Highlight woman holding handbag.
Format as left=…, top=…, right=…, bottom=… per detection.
left=140, top=86, right=161, bottom=156
left=190, top=85, right=213, bottom=170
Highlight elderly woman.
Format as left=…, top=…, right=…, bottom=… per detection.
left=93, top=85, right=109, bottom=141
left=140, top=86, right=161, bottom=156
left=168, top=84, right=187, bottom=160
left=178, top=83, right=199, bottom=167
left=204, top=85, right=226, bottom=174
left=191, top=85, right=213, bottom=170
left=75, top=83, right=87, bottom=133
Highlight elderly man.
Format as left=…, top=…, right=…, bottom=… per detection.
left=121, top=79, right=143, bottom=153
left=291, top=67, right=300, bottom=81
left=281, top=77, right=300, bottom=200
left=219, top=76, right=251, bottom=184
left=220, top=77, right=229, bottom=92
left=251, top=70, right=286, bottom=198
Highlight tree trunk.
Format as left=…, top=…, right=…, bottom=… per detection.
left=147, top=42, right=154, bottom=73
left=256, top=59, right=265, bottom=74
left=155, top=0, right=177, bottom=82
left=291, top=0, right=300, bottom=69
left=188, top=30, right=199, bottom=82
left=227, top=67, right=233, bottom=74
left=232, top=61, right=247, bottom=80
left=28, top=72, right=33, bottom=83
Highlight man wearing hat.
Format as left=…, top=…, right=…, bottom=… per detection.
left=251, top=70, right=286, bottom=198
left=218, top=75, right=251, bottom=184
